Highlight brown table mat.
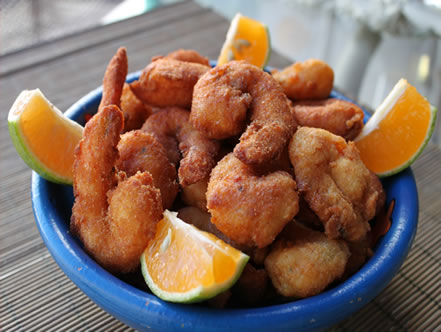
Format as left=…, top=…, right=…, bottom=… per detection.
left=1, top=1, right=440, bottom=331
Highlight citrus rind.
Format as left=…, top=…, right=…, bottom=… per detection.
left=376, top=104, right=437, bottom=178
left=140, top=210, right=249, bottom=304
left=7, top=89, right=83, bottom=185
left=217, top=13, right=271, bottom=68
left=355, top=79, right=437, bottom=178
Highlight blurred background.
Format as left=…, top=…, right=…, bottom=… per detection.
left=1, top=0, right=440, bottom=144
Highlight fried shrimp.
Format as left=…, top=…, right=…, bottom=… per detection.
left=152, top=49, right=210, bottom=66
left=120, top=83, right=153, bottom=132
left=116, top=130, right=178, bottom=209
left=98, top=47, right=128, bottom=112
left=272, top=59, right=334, bottom=100
left=191, top=60, right=296, bottom=165
left=141, top=107, right=220, bottom=186
left=207, top=153, right=299, bottom=248
left=97, top=47, right=152, bottom=132
left=130, top=58, right=210, bottom=108
left=71, top=106, right=163, bottom=273
left=289, top=127, right=385, bottom=242
left=264, top=222, right=350, bottom=298
left=290, top=98, right=364, bottom=141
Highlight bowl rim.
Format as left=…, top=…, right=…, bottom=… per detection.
left=31, top=70, right=419, bottom=331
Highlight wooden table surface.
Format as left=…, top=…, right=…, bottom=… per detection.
left=1, top=1, right=440, bottom=331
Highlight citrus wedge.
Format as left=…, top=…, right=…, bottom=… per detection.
left=141, top=210, right=249, bottom=303
left=8, top=89, right=84, bottom=184
left=355, top=79, right=437, bottom=177
left=217, top=13, right=271, bottom=68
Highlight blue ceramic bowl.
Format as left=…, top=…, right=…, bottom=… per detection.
left=31, top=71, right=418, bottom=331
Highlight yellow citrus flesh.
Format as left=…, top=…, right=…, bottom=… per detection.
left=355, top=79, right=437, bottom=176
left=217, top=13, right=270, bottom=68
left=141, top=210, right=248, bottom=303
left=8, top=89, right=83, bottom=184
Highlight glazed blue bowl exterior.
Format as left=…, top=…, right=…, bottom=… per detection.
left=31, top=71, right=419, bottom=331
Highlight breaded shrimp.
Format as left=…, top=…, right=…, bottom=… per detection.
left=116, top=130, right=178, bottom=209
left=152, top=49, right=210, bottom=66
left=290, top=98, right=364, bottom=141
left=264, top=221, right=350, bottom=298
left=98, top=47, right=128, bottom=112
left=272, top=59, right=334, bottom=100
left=120, top=83, right=153, bottom=132
left=207, top=153, right=299, bottom=248
left=71, top=106, right=163, bottom=273
left=141, top=107, right=220, bottom=186
left=191, top=60, right=296, bottom=166
left=130, top=58, right=210, bottom=108
left=289, top=127, right=385, bottom=242
left=97, top=48, right=152, bottom=132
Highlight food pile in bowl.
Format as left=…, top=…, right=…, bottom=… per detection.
left=8, top=13, right=434, bottom=329
left=67, top=41, right=391, bottom=304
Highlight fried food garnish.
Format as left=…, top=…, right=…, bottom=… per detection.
left=98, top=47, right=128, bottom=112
left=290, top=98, right=364, bottom=141
left=289, top=127, right=385, bottom=242
left=116, top=130, right=178, bottom=209
left=207, top=153, right=299, bottom=248
left=272, top=59, right=334, bottom=100
left=190, top=60, right=296, bottom=166
left=130, top=58, right=210, bottom=108
left=264, top=222, right=350, bottom=298
left=71, top=106, right=163, bottom=273
left=141, top=107, right=220, bottom=186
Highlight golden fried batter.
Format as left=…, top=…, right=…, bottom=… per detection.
left=120, top=83, right=153, bottom=132
left=116, top=130, right=178, bottom=209
left=71, top=106, right=163, bottom=273
left=130, top=58, right=209, bottom=108
left=141, top=107, right=220, bottom=186
left=289, top=127, right=385, bottom=242
left=272, top=59, right=334, bottom=100
left=190, top=60, right=296, bottom=166
left=290, top=98, right=364, bottom=141
left=98, top=47, right=128, bottom=112
left=264, top=222, right=350, bottom=298
left=207, top=153, right=299, bottom=248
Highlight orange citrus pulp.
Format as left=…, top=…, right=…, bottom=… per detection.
left=355, top=79, right=437, bottom=177
left=217, top=13, right=270, bottom=68
left=8, top=89, right=83, bottom=184
left=141, top=210, right=248, bottom=303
